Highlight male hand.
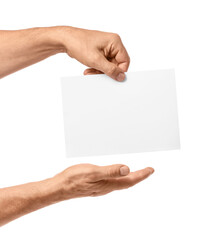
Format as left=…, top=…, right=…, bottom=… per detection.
left=54, top=164, right=154, bottom=199
left=0, top=163, right=154, bottom=226
left=59, top=27, right=130, bottom=81
left=0, top=26, right=130, bottom=80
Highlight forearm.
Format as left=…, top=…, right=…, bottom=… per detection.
left=0, top=177, right=65, bottom=227
left=0, top=26, right=130, bottom=80
left=0, top=164, right=154, bottom=226
left=0, top=27, right=67, bottom=78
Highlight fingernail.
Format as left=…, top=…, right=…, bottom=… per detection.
left=120, top=166, right=130, bottom=176
left=148, top=168, right=155, bottom=175
left=116, top=72, right=125, bottom=81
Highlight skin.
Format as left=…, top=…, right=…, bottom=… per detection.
left=0, top=164, right=154, bottom=226
left=0, top=26, right=154, bottom=226
left=0, top=26, right=130, bottom=80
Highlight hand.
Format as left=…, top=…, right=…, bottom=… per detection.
left=59, top=26, right=130, bottom=81
left=54, top=164, right=154, bottom=199
left=0, top=26, right=129, bottom=80
left=0, top=163, right=154, bottom=226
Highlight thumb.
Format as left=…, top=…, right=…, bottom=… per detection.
left=97, top=164, right=130, bottom=180
left=95, top=55, right=126, bottom=82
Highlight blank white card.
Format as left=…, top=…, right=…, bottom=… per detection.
left=61, top=69, right=180, bottom=157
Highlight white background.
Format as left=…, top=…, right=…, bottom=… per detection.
left=0, top=0, right=199, bottom=239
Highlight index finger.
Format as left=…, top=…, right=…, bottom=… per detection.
left=114, top=38, right=130, bottom=72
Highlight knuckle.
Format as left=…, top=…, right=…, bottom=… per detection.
left=112, top=33, right=120, bottom=40
left=108, top=167, right=119, bottom=178
left=107, top=65, right=117, bottom=76
left=106, top=168, right=114, bottom=178
left=106, top=168, right=112, bottom=177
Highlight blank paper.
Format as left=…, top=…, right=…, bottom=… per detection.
left=61, top=69, right=180, bottom=157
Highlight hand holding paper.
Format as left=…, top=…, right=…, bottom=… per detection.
left=61, top=27, right=130, bottom=81
left=0, top=26, right=129, bottom=80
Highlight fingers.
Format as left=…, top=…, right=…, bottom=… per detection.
left=83, top=35, right=130, bottom=81
left=111, top=34, right=130, bottom=72
left=115, top=46, right=130, bottom=73
left=93, top=54, right=126, bottom=82
left=94, top=164, right=130, bottom=180
left=128, top=167, right=154, bottom=186
left=110, top=167, right=154, bottom=190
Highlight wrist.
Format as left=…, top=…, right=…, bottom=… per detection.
left=36, top=26, right=68, bottom=54
left=35, top=177, right=67, bottom=205
left=51, top=26, right=75, bottom=55
left=44, top=26, right=74, bottom=54
left=48, top=174, right=73, bottom=202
